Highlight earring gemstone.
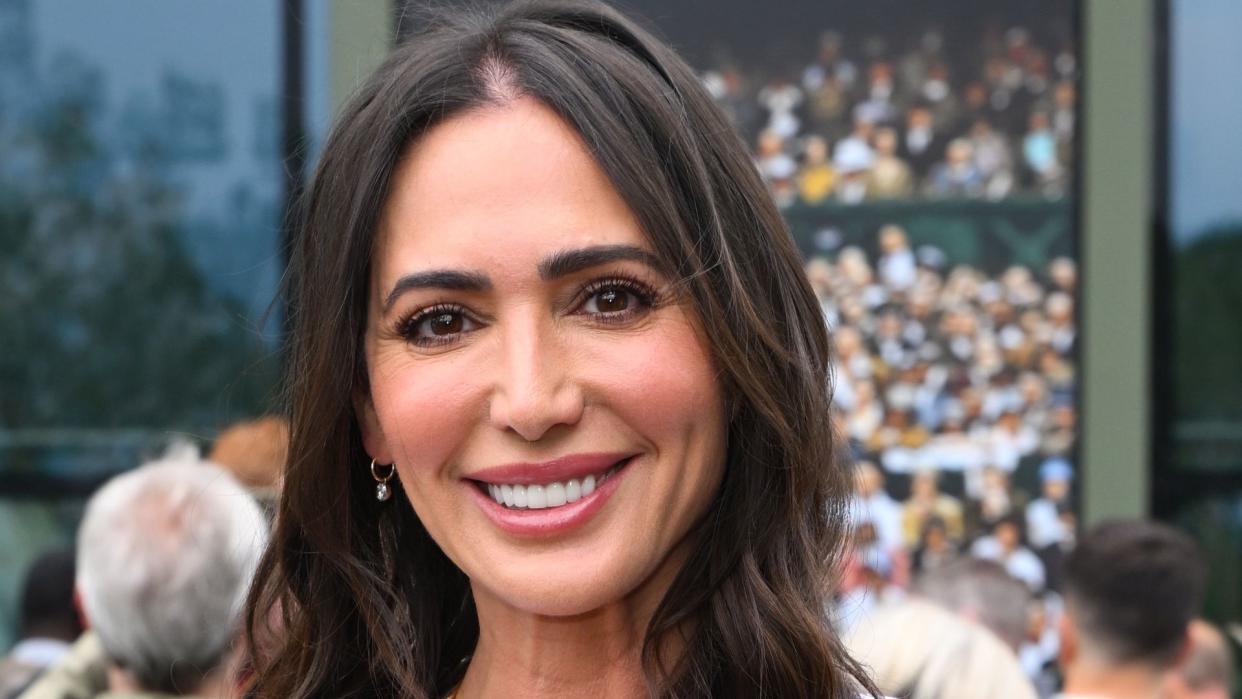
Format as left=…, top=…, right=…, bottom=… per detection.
left=376, top=482, right=391, bottom=501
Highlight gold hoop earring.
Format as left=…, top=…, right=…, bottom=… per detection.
left=371, top=459, right=395, bottom=502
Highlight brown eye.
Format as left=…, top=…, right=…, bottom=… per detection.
left=429, top=312, right=463, bottom=335
left=593, top=288, right=630, bottom=313
left=579, top=279, right=654, bottom=322
left=403, top=306, right=478, bottom=346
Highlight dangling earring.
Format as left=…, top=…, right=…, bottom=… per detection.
left=371, top=459, right=395, bottom=502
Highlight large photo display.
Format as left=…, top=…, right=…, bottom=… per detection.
left=608, top=0, right=1080, bottom=688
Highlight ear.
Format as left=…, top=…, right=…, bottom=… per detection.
left=1058, top=610, right=1077, bottom=667
left=1169, top=626, right=1194, bottom=670
left=73, top=587, right=90, bottom=631
left=354, top=390, right=393, bottom=464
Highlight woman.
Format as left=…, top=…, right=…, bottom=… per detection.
left=245, top=1, right=877, bottom=696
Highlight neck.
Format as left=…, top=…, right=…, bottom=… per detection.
left=107, top=664, right=228, bottom=698
left=1062, top=658, right=1165, bottom=699
left=458, top=545, right=688, bottom=699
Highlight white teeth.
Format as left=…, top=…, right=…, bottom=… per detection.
left=480, top=461, right=625, bottom=510
left=526, top=484, right=546, bottom=509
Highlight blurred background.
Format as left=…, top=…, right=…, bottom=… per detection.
left=0, top=0, right=1238, bottom=695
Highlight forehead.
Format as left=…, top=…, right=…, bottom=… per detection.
left=375, top=97, right=646, bottom=280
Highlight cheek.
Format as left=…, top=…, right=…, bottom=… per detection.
left=368, top=355, right=483, bottom=481
left=599, top=317, right=728, bottom=513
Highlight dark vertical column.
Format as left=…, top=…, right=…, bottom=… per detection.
left=280, top=0, right=306, bottom=346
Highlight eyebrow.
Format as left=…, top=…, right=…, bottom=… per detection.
left=383, top=270, right=492, bottom=311
left=537, top=244, right=665, bottom=280
left=383, top=244, right=664, bottom=312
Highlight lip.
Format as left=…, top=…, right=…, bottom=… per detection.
left=464, top=455, right=636, bottom=538
left=465, top=452, right=634, bottom=485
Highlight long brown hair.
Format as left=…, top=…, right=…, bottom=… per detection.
left=246, top=1, right=876, bottom=696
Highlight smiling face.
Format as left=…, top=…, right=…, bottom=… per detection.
left=358, top=98, right=728, bottom=617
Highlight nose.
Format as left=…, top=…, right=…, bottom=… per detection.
left=488, top=312, right=585, bottom=442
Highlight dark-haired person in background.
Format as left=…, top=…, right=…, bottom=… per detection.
left=0, top=551, right=81, bottom=699
left=1055, top=520, right=1208, bottom=699
left=1161, top=619, right=1233, bottom=699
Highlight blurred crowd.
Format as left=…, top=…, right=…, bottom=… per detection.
left=702, top=24, right=1077, bottom=205
left=813, top=225, right=1085, bottom=695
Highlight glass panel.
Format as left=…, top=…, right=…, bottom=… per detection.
left=1166, top=0, right=1242, bottom=473
left=0, top=0, right=285, bottom=648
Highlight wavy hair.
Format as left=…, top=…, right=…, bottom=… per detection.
left=246, top=1, right=875, bottom=696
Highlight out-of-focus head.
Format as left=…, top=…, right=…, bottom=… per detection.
left=911, top=468, right=940, bottom=499
left=878, top=224, right=909, bottom=254
left=1164, top=620, right=1234, bottom=699
left=854, top=460, right=884, bottom=497
left=924, top=523, right=949, bottom=554
left=835, top=325, right=862, bottom=357
left=946, top=138, right=973, bottom=165
left=1048, top=256, right=1077, bottom=291
left=803, top=134, right=829, bottom=164
left=915, top=558, right=1032, bottom=650
left=208, top=415, right=289, bottom=504
left=874, top=127, right=898, bottom=156
left=757, top=128, right=784, bottom=157
left=76, top=452, right=268, bottom=693
left=982, top=465, right=1010, bottom=491
left=993, top=514, right=1023, bottom=552
left=846, top=599, right=1037, bottom=699
left=1061, top=520, right=1208, bottom=671
left=907, top=105, right=933, bottom=128
left=1040, top=458, right=1073, bottom=501
left=17, top=549, right=81, bottom=643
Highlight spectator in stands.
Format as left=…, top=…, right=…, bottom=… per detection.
left=1023, top=111, right=1064, bottom=195
left=967, top=465, right=1027, bottom=534
left=1057, top=520, right=1208, bottom=699
left=0, top=551, right=81, bottom=699
left=926, top=138, right=984, bottom=198
left=1026, top=457, right=1074, bottom=550
left=835, top=536, right=904, bottom=632
left=1051, top=80, right=1077, bottom=157
left=849, top=460, right=903, bottom=551
left=899, top=104, right=945, bottom=178
left=833, top=117, right=875, bottom=203
left=1048, top=256, right=1078, bottom=295
left=970, top=513, right=1046, bottom=592
left=866, top=128, right=915, bottom=200
left=796, top=135, right=836, bottom=205
left=1162, top=620, right=1234, bottom=699
left=967, top=117, right=1015, bottom=198
left=901, top=468, right=965, bottom=548
left=757, top=75, right=803, bottom=139
left=910, top=516, right=961, bottom=578
left=879, top=224, right=919, bottom=290
left=854, top=61, right=899, bottom=125
left=755, top=129, right=797, bottom=208
left=73, top=453, right=268, bottom=697
left=1046, top=291, right=1076, bottom=355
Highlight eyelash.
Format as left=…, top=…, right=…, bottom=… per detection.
left=394, top=275, right=660, bottom=348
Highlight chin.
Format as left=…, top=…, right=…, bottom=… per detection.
left=472, top=547, right=656, bottom=618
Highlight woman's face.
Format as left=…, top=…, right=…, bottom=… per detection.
left=359, top=98, right=728, bottom=617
